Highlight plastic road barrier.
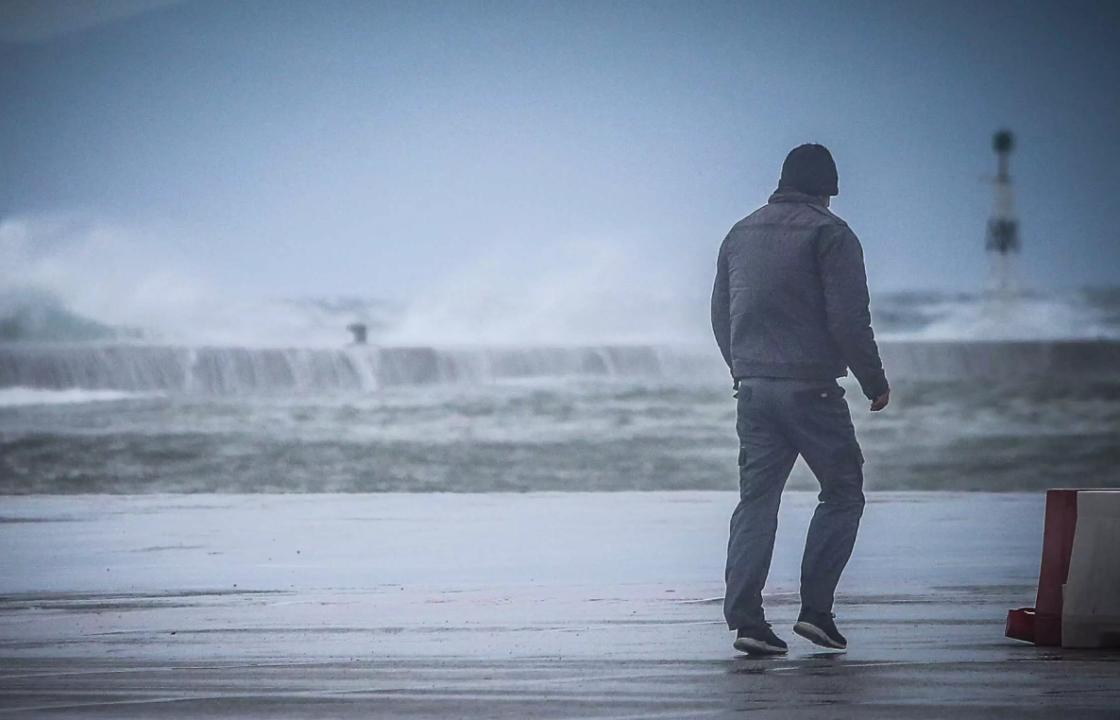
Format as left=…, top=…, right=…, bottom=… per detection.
left=1006, top=489, right=1120, bottom=648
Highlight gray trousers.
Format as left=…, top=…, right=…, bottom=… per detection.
left=724, top=378, right=866, bottom=630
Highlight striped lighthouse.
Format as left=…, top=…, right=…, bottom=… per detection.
left=986, top=130, right=1020, bottom=295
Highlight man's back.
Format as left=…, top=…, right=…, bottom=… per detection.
left=711, top=188, right=888, bottom=402
left=716, top=143, right=889, bottom=656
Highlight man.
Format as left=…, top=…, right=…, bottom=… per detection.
left=711, top=143, right=890, bottom=656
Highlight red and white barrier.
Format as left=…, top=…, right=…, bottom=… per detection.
left=1007, top=489, right=1120, bottom=648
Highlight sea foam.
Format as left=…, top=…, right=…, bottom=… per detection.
left=0, top=387, right=160, bottom=407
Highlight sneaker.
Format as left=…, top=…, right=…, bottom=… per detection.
left=793, top=609, right=847, bottom=650
left=733, top=623, right=788, bottom=655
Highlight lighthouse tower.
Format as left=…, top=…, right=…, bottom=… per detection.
left=986, top=130, right=1020, bottom=295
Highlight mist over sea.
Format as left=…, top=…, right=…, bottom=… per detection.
left=1, top=285, right=1118, bottom=494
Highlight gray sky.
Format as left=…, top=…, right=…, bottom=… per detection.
left=2, top=0, right=1119, bottom=303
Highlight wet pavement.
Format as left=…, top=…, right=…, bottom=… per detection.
left=1, top=492, right=1118, bottom=717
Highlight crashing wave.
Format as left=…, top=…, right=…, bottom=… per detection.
left=1, top=340, right=1118, bottom=395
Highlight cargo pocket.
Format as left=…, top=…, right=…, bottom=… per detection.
left=830, top=443, right=865, bottom=476
left=826, top=442, right=866, bottom=508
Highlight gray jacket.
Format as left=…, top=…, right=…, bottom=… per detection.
left=711, top=189, right=889, bottom=400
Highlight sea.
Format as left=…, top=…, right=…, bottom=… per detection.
left=2, top=288, right=1118, bottom=493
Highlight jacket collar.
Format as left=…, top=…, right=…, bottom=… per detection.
left=767, top=188, right=828, bottom=206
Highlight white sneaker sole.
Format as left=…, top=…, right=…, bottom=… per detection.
left=793, top=621, right=847, bottom=650
left=733, top=636, right=788, bottom=656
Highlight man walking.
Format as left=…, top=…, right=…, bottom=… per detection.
left=711, top=144, right=890, bottom=655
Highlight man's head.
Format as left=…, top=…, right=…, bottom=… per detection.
left=778, top=144, right=839, bottom=201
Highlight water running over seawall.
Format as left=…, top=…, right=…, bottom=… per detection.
left=2, top=340, right=1119, bottom=395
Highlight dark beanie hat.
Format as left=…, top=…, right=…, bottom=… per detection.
left=778, top=143, right=839, bottom=197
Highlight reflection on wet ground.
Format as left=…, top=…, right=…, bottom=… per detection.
left=1, top=492, right=1118, bottom=717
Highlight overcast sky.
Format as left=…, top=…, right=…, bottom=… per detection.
left=2, top=0, right=1119, bottom=304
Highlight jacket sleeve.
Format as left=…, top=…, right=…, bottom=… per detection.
left=711, top=237, right=733, bottom=373
left=817, top=225, right=889, bottom=400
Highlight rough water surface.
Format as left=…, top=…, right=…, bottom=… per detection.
left=2, top=350, right=1118, bottom=492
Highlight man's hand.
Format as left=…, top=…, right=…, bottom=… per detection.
left=870, top=390, right=890, bottom=412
